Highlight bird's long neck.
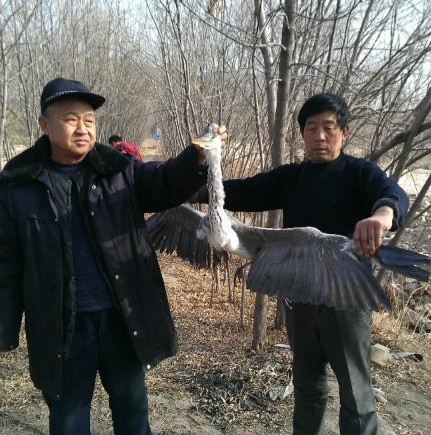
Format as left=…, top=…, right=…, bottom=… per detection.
left=202, top=140, right=240, bottom=253
left=205, top=144, right=225, bottom=214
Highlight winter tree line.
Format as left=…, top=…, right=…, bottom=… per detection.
left=1, top=0, right=430, bottom=346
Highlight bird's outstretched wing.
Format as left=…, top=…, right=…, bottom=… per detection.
left=147, top=204, right=212, bottom=268
left=246, top=238, right=391, bottom=311
left=147, top=206, right=429, bottom=311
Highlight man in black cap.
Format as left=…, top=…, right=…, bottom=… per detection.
left=0, top=77, right=227, bottom=435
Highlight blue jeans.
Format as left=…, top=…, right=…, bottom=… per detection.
left=43, top=308, right=152, bottom=435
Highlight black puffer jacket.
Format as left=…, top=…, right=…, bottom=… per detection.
left=0, top=136, right=207, bottom=398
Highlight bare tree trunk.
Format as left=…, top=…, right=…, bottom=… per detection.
left=251, top=292, right=268, bottom=350
left=251, top=46, right=266, bottom=170
left=0, top=39, right=7, bottom=170
left=271, top=0, right=296, bottom=166
left=251, top=0, right=297, bottom=350
left=392, top=87, right=431, bottom=180
left=254, top=0, right=276, bottom=137
left=172, top=1, right=198, bottom=139
left=240, top=270, right=246, bottom=330
left=274, top=299, right=286, bottom=330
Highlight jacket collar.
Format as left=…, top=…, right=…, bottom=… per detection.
left=0, top=135, right=130, bottom=183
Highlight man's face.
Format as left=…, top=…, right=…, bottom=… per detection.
left=38, top=98, right=96, bottom=164
left=301, top=110, right=349, bottom=163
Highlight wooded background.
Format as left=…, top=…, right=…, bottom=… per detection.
left=1, top=0, right=430, bottom=346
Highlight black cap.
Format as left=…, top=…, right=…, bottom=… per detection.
left=40, top=77, right=105, bottom=113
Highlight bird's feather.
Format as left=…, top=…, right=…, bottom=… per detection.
left=375, top=245, right=430, bottom=281
left=147, top=205, right=212, bottom=268
left=245, top=237, right=391, bottom=311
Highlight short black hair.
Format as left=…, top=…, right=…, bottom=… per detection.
left=298, top=93, right=349, bottom=132
left=108, top=134, right=122, bottom=145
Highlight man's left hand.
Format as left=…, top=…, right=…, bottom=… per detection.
left=353, top=206, right=393, bottom=256
left=216, top=124, right=228, bottom=143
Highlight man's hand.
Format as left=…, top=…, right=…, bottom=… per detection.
left=353, top=206, right=393, bottom=256
left=193, top=124, right=228, bottom=165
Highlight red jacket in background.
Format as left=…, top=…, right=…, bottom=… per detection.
left=114, top=141, right=142, bottom=161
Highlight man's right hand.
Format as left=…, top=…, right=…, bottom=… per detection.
left=353, top=206, right=393, bottom=256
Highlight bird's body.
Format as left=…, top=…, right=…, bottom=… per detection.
left=148, top=127, right=430, bottom=311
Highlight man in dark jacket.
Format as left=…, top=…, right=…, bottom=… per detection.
left=198, top=93, right=408, bottom=434
left=0, top=77, right=226, bottom=435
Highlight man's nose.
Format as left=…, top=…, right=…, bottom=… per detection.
left=315, top=126, right=326, bottom=140
left=76, top=119, right=87, bottom=133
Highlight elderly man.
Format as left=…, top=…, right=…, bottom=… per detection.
left=0, top=77, right=226, bottom=435
left=194, top=93, right=408, bottom=434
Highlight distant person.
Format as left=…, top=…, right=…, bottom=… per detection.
left=0, top=77, right=227, bottom=435
left=109, top=134, right=143, bottom=161
left=108, top=134, right=123, bottom=146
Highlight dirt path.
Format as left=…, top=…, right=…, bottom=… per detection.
left=0, top=377, right=418, bottom=435
left=1, top=254, right=430, bottom=435
left=0, top=382, right=404, bottom=435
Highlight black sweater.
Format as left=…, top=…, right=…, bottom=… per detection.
left=221, top=152, right=408, bottom=237
left=47, top=161, right=112, bottom=312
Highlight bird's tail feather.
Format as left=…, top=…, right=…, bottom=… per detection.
left=376, top=245, right=430, bottom=282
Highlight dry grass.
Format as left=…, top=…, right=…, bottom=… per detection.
left=149, top=254, right=293, bottom=431
left=1, top=251, right=430, bottom=434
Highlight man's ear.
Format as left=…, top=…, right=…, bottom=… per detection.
left=342, top=124, right=349, bottom=140
left=38, top=114, right=48, bottom=134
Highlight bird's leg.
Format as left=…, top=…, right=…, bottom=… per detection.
left=233, top=260, right=253, bottom=286
left=224, top=254, right=233, bottom=303
left=232, top=260, right=253, bottom=329
left=210, top=260, right=219, bottom=308
left=241, top=272, right=246, bottom=330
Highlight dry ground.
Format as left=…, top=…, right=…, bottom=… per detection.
left=1, top=252, right=430, bottom=435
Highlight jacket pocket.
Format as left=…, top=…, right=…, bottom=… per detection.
left=25, top=215, right=61, bottom=247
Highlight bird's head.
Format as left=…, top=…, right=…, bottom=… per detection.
left=192, top=123, right=222, bottom=150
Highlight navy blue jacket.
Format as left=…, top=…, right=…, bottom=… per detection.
left=0, top=135, right=207, bottom=398
left=222, top=152, right=408, bottom=236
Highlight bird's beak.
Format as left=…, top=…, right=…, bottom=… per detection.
left=192, top=137, right=219, bottom=149
left=192, top=123, right=221, bottom=149
left=192, top=140, right=208, bottom=149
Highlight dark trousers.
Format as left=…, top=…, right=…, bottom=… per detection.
left=285, top=303, right=377, bottom=435
left=43, top=308, right=152, bottom=435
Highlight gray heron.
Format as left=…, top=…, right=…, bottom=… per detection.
left=147, top=125, right=430, bottom=311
